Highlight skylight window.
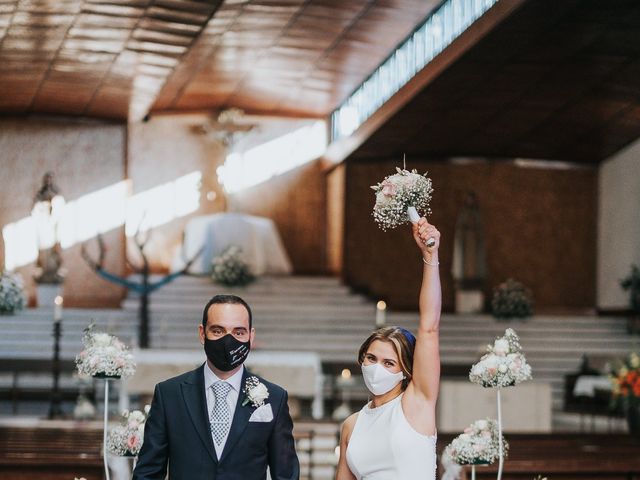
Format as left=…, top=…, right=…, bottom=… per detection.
left=331, top=0, right=499, bottom=140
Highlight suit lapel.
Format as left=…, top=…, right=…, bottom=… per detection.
left=220, top=368, right=254, bottom=463
left=181, top=364, right=218, bottom=464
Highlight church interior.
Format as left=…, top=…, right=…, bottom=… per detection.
left=1, top=0, right=640, bottom=479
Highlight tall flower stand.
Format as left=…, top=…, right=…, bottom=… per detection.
left=95, top=374, right=120, bottom=480
left=470, top=463, right=487, bottom=480
left=496, top=387, right=504, bottom=480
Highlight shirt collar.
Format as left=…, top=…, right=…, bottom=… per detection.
left=204, top=362, right=244, bottom=393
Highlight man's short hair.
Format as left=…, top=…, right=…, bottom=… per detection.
left=202, top=294, right=253, bottom=329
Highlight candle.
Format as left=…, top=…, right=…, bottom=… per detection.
left=375, top=300, right=386, bottom=327
left=54, top=295, right=63, bottom=322
left=338, top=368, right=354, bottom=386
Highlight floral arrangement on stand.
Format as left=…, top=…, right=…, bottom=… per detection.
left=75, top=325, right=137, bottom=480
left=211, top=245, right=254, bottom=287
left=371, top=166, right=433, bottom=231
left=444, top=418, right=508, bottom=465
left=441, top=328, right=531, bottom=480
left=0, top=271, right=27, bottom=315
left=107, top=406, right=150, bottom=457
left=491, top=279, right=533, bottom=319
left=75, top=325, right=136, bottom=379
left=469, top=328, right=532, bottom=388
left=610, top=352, right=640, bottom=409
left=610, top=351, right=640, bottom=437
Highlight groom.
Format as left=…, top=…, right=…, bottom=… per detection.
left=133, top=294, right=300, bottom=479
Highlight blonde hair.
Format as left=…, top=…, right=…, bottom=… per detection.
left=358, top=326, right=416, bottom=390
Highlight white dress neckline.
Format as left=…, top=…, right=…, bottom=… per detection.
left=346, top=392, right=437, bottom=479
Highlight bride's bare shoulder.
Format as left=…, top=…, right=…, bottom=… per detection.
left=341, top=412, right=359, bottom=438
left=342, top=412, right=359, bottom=433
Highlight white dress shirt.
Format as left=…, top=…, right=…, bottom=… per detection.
left=204, top=363, right=244, bottom=458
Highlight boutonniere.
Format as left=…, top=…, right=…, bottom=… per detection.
left=241, top=376, right=269, bottom=407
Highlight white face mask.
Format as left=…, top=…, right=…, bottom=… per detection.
left=361, top=363, right=405, bottom=396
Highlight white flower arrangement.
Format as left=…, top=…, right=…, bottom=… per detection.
left=75, top=325, right=136, bottom=378
left=444, top=418, right=508, bottom=465
left=211, top=245, right=254, bottom=287
left=469, top=328, right=532, bottom=388
left=107, top=405, right=150, bottom=457
left=242, top=376, right=269, bottom=407
left=370, top=167, right=433, bottom=231
left=0, top=271, right=27, bottom=315
left=492, top=278, right=534, bottom=319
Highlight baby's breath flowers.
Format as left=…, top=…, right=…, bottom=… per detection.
left=107, top=406, right=150, bottom=456
left=492, top=279, right=534, bottom=319
left=211, top=245, right=254, bottom=287
left=469, top=329, right=532, bottom=388
left=371, top=167, right=433, bottom=231
left=444, top=418, right=508, bottom=465
left=0, top=271, right=26, bottom=315
left=75, top=325, right=136, bottom=378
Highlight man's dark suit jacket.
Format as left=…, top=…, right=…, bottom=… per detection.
left=132, top=364, right=300, bottom=480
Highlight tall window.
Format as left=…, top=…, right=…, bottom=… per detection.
left=331, top=0, right=499, bottom=140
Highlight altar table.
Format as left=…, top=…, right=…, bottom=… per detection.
left=172, top=213, right=292, bottom=275
left=437, top=380, right=552, bottom=432
left=123, top=349, right=324, bottom=419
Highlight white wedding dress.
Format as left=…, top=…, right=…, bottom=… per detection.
left=346, top=394, right=437, bottom=479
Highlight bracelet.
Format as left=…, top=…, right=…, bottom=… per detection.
left=422, top=257, right=439, bottom=266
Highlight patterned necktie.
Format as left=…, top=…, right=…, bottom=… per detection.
left=210, top=381, right=232, bottom=446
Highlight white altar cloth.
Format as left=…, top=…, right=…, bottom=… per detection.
left=437, top=380, right=552, bottom=432
left=573, top=375, right=612, bottom=397
left=172, top=213, right=293, bottom=275
left=124, top=349, right=323, bottom=419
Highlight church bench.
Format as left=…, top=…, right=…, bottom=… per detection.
left=0, top=358, right=95, bottom=415
left=437, top=433, right=640, bottom=479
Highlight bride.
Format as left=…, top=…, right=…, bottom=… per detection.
left=336, top=217, right=442, bottom=480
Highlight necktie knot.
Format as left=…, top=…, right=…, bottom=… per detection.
left=213, top=381, right=231, bottom=399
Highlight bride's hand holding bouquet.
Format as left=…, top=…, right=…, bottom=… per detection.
left=412, top=217, right=440, bottom=266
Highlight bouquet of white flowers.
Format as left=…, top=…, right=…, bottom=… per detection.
left=107, top=405, right=150, bottom=456
left=370, top=167, right=433, bottom=231
left=469, top=328, right=532, bottom=388
left=444, top=418, right=508, bottom=465
left=211, top=245, right=254, bottom=287
left=75, top=325, right=136, bottom=378
left=0, top=271, right=26, bottom=315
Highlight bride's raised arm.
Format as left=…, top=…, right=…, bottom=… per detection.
left=409, top=218, right=442, bottom=403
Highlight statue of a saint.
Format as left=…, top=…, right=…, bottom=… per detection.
left=452, top=191, right=487, bottom=311
left=32, top=172, right=66, bottom=284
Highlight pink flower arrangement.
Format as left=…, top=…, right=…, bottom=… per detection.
left=107, top=405, right=150, bottom=457
left=75, top=324, right=136, bottom=378
left=443, top=418, right=508, bottom=465
left=469, top=329, right=532, bottom=388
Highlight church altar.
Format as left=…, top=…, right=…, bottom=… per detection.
left=171, top=213, right=293, bottom=275
left=123, top=349, right=324, bottom=419
left=438, top=380, right=552, bottom=432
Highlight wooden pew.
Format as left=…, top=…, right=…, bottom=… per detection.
left=0, top=358, right=95, bottom=415
left=437, top=433, right=640, bottom=479
left=0, top=423, right=103, bottom=480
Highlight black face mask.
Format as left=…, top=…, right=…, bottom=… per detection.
left=204, top=334, right=250, bottom=372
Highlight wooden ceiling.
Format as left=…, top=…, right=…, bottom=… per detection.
left=3, top=0, right=639, bottom=162
left=350, top=0, right=640, bottom=163
left=0, top=0, right=439, bottom=121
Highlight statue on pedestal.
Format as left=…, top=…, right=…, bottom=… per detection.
left=32, top=172, right=66, bottom=285
left=452, top=191, right=487, bottom=313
